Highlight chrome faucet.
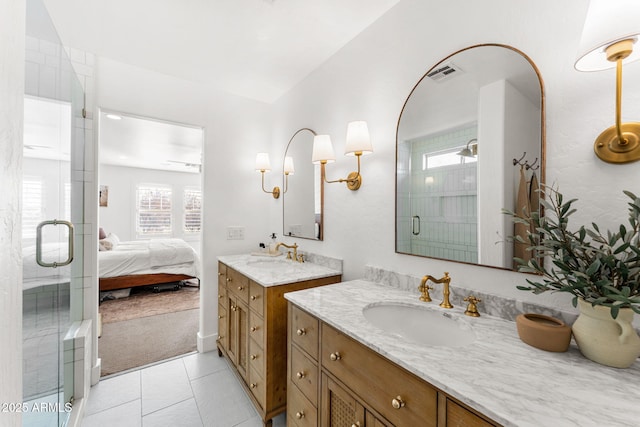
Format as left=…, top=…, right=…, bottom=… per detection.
left=419, top=272, right=453, bottom=308
left=275, top=242, right=299, bottom=262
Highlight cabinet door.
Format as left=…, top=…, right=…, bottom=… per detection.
left=217, top=304, right=228, bottom=352
left=227, top=294, right=249, bottom=379
left=235, top=298, right=249, bottom=380
left=321, top=374, right=365, bottom=427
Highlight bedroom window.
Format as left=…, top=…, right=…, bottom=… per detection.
left=183, top=188, right=202, bottom=233
left=22, top=177, right=43, bottom=239
left=136, top=184, right=172, bottom=236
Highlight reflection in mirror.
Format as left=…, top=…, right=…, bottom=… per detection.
left=283, top=128, right=323, bottom=240
left=396, top=44, right=544, bottom=270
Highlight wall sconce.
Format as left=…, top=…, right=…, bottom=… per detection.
left=255, top=153, right=280, bottom=199
left=575, top=0, right=640, bottom=163
left=283, top=156, right=295, bottom=194
left=311, top=121, right=373, bottom=190
left=457, top=138, right=478, bottom=158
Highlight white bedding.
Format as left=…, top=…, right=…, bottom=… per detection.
left=99, top=238, right=200, bottom=279
left=22, top=238, right=200, bottom=289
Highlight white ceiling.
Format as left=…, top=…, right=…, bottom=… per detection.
left=42, top=0, right=401, bottom=103
left=99, top=111, right=204, bottom=173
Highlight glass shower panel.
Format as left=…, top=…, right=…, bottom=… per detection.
left=23, top=0, right=85, bottom=426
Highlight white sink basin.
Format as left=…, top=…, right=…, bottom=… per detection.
left=362, top=302, right=476, bottom=347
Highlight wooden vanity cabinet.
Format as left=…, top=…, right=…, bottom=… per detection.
left=217, top=261, right=341, bottom=427
left=287, top=303, right=501, bottom=427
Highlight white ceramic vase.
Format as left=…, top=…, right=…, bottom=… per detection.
left=572, top=298, right=640, bottom=368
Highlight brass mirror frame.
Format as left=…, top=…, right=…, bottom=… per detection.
left=282, top=127, right=324, bottom=241
left=394, top=43, right=546, bottom=271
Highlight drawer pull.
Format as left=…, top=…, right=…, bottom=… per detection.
left=231, top=305, right=237, bottom=312
left=226, top=277, right=232, bottom=282
left=295, top=411, right=305, bottom=420
left=296, top=371, right=306, bottom=379
left=217, top=272, right=223, bottom=276
left=352, top=423, right=361, bottom=427
left=250, top=383, right=257, bottom=389
left=218, top=315, right=224, bottom=319
left=250, top=326, right=258, bottom=332
left=218, top=294, right=223, bottom=299
left=296, top=328, right=306, bottom=336
left=216, top=335, right=224, bottom=341
left=329, top=352, right=342, bottom=361
left=237, top=286, right=244, bottom=291
left=392, top=396, right=405, bottom=410
left=251, top=354, right=257, bottom=360
left=250, top=295, right=257, bottom=301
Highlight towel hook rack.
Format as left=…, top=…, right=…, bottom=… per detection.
left=513, top=152, right=527, bottom=167
left=525, top=158, right=539, bottom=171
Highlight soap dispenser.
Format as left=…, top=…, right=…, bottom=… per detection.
left=268, top=233, right=278, bottom=255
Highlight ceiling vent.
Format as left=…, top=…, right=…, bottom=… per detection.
left=427, top=62, right=463, bottom=83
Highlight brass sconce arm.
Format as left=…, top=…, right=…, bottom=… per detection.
left=592, top=39, right=640, bottom=163
left=320, top=152, right=363, bottom=191
left=259, top=169, right=280, bottom=199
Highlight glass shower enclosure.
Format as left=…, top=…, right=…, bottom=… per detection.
left=22, top=0, right=86, bottom=425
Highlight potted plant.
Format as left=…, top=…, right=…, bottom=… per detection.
left=504, top=186, right=640, bottom=368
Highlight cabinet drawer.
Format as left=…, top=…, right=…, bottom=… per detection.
left=291, top=305, right=319, bottom=360
left=248, top=366, right=266, bottom=411
left=321, top=323, right=437, bottom=427
left=288, top=382, right=318, bottom=427
left=249, top=280, right=264, bottom=317
left=217, top=261, right=227, bottom=277
left=446, top=399, right=496, bottom=427
left=217, top=281, right=227, bottom=301
left=248, top=337, right=265, bottom=379
left=291, top=344, right=318, bottom=405
left=227, top=268, right=249, bottom=301
left=249, top=311, right=264, bottom=345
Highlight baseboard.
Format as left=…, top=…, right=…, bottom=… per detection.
left=197, top=331, right=218, bottom=353
left=91, top=358, right=101, bottom=385
left=66, top=396, right=85, bottom=427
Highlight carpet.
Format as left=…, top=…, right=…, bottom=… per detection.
left=98, top=286, right=200, bottom=376
left=100, top=285, right=199, bottom=324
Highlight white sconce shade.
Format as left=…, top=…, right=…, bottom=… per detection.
left=312, top=135, right=336, bottom=164
left=255, top=152, right=271, bottom=172
left=284, top=156, right=295, bottom=175
left=344, top=121, right=373, bottom=156
left=575, top=0, right=640, bottom=71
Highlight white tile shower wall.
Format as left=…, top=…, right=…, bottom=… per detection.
left=405, top=125, right=478, bottom=262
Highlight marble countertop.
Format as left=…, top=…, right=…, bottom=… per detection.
left=284, top=280, right=640, bottom=427
left=217, top=253, right=341, bottom=287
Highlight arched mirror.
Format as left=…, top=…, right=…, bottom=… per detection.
left=396, top=44, right=545, bottom=270
left=283, top=128, right=323, bottom=240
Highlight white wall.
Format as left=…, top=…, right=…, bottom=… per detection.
left=99, top=164, right=202, bottom=252
left=0, top=0, right=24, bottom=425
left=94, top=56, right=274, bottom=351
left=269, top=0, right=640, bottom=312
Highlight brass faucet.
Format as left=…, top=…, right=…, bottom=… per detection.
left=275, top=242, right=299, bottom=262
left=419, top=272, right=453, bottom=308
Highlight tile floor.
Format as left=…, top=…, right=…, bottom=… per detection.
left=81, top=352, right=287, bottom=427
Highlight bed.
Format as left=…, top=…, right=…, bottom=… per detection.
left=22, top=235, right=200, bottom=292
left=98, top=237, right=200, bottom=292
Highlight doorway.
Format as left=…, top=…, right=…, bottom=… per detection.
left=97, top=111, right=204, bottom=376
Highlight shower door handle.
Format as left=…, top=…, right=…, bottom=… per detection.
left=36, top=219, right=74, bottom=268
left=412, top=216, right=420, bottom=235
